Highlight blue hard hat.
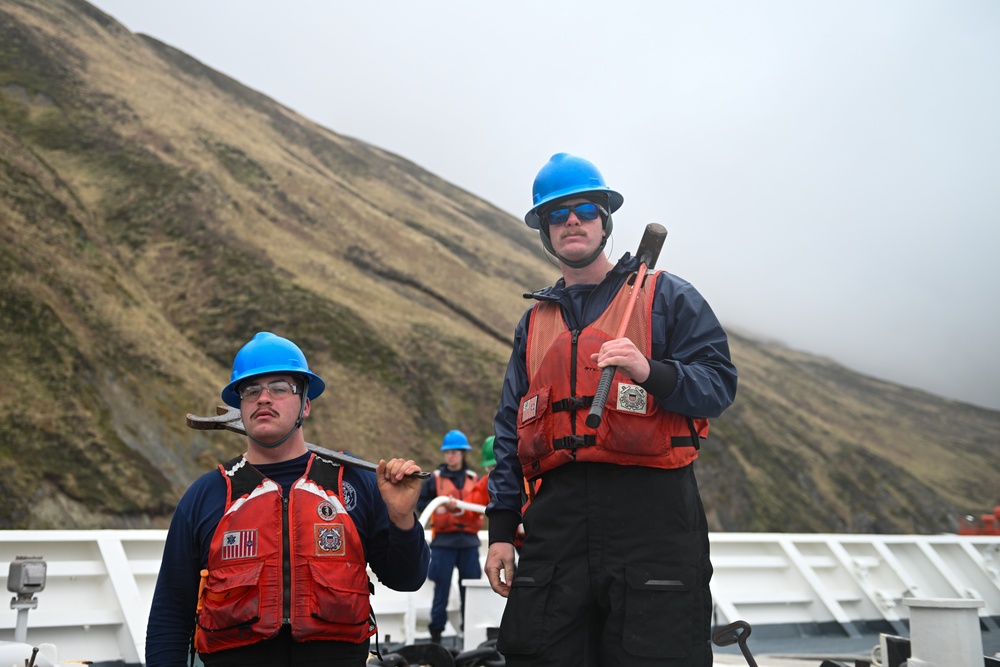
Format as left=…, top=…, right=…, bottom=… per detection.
left=440, top=429, right=472, bottom=451
left=524, top=153, right=624, bottom=230
left=221, top=332, right=326, bottom=408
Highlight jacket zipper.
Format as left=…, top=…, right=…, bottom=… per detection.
left=570, top=328, right=581, bottom=422
left=282, top=495, right=291, bottom=625
left=570, top=329, right=580, bottom=459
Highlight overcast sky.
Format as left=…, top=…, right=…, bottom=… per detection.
left=87, top=0, right=1000, bottom=410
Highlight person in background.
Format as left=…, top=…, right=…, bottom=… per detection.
left=146, top=331, right=429, bottom=667
left=467, top=435, right=496, bottom=507
left=483, top=153, right=738, bottom=666
left=417, top=429, right=484, bottom=644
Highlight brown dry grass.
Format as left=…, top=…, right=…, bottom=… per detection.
left=1, top=0, right=997, bottom=531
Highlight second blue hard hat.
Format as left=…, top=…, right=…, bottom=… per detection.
left=440, top=429, right=472, bottom=451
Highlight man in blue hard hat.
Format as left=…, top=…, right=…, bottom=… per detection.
left=484, top=154, right=738, bottom=666
left=417, top=429, right=484, bottom=644
left=146, top=332, right=430, bottom=667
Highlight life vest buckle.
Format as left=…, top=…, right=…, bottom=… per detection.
left=553, top=435, right=597, bottom=450
left=551, top=396, right=594, bottom=412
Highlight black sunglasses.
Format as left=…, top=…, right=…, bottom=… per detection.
left=544, top=202, right=607, bottom=226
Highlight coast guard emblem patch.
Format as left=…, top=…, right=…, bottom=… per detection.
left=315, top=524, right=346, bottom=556
left=617, top=384, right=647, bottom=414
left=221, top=529, right=257, bottom=560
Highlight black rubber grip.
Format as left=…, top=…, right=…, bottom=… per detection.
left=586, top=365, right=617, bottom=428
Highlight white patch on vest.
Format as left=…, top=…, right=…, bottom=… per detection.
left=298, top=479, right=349, bottom=515
left=341, top=481, right=357, bottom=512
left=226, top=479, right=280, bottom=517
left=521, top=395, right=538, bottom=422
left=617, top=383, right=648, bottom=414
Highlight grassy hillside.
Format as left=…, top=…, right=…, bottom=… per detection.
left=1, top=0, right=998, bottom=532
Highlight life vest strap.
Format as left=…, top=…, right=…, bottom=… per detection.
left=551, top=396, right=594, bottom=412
left=552, top=434, right=698, bottom=452
left=549, top=419, right=701, bottom=453
left=553, top=435, right=597, bottom=450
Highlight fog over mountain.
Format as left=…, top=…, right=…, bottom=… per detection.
left=86, top=0, right=1000, bottom=412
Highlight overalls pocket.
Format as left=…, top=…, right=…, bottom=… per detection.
left=623, top=562, right=697, bottom=658
left=496, top=560, right=554, bottom=655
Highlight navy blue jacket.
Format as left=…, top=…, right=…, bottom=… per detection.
left=486, top=254, right=738, bottom=544
left=146, top=451, right=429, bottom=666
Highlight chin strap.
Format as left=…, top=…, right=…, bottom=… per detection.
left=250, top=377, right=310, bottom=450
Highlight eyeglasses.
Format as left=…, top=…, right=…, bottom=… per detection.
left=544, top=202, right=606, bottom=226
left=238, top=380, right=300, bottom=402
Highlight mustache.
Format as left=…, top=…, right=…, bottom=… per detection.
left=560, top=229, right=587, bottom=239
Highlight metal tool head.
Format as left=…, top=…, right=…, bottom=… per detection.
left=185, top=406, right=431, bottom=478
left=635, top=223, right=668, bottom=269
left=186, top=405, right=246, bottom=434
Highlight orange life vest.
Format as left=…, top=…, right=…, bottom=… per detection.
left=517, top=270, right=708, bottom=479
left=431, top=470, right=484, bottom=537
left=514, top=478, right=539, bottom=549
left=195, top=453, right=375, bottom=653
left=466, top=472, right=490, bottom=507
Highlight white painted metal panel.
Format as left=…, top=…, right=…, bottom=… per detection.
left=0, top=530, right=165, bottom=664
left=709, top=533, right=1000, bottom=637
left=3, top=530, right=999, bottom=665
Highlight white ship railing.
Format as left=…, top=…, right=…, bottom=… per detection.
left=3, top=529, right=1000, bottom=664
left=708, top=533, right=1000, bottom=636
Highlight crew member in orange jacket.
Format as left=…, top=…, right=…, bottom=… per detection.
left=417, top=430, right=483, bottom=644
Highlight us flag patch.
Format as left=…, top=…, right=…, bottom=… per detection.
left=221, top=529, right=257, bottom=560
left=521, top=395, right=538, bottom=423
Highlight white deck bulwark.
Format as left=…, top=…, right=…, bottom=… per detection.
left=2, top=530, right=999, bottom=665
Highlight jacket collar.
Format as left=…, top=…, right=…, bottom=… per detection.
left=523, top=253, right=638, bottom=302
